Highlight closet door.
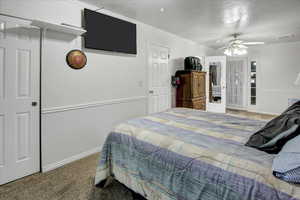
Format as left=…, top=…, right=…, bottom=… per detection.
left=0, top=15, right=40, bottom=185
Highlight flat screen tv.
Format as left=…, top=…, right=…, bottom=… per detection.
left=84, top=9, right=137, bottom=55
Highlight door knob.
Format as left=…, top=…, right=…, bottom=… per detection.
left=149, top=90, right=154, bottom=94
left=32, top=102, right=38, bottom=107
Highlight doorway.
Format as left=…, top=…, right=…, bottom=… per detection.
left=0, top=15, right=40, bottom=185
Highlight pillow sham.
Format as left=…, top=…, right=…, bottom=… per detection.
left=273, top=134, right=300, bottom=183
left=273, top=134, right=300, bottom=173
left=245, top=101, right=300, bottom=154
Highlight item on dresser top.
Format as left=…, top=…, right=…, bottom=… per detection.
left=273, top=134, right=300, bottom=183
left=184, top=56, right=203, bottom=71
left=245, top=101, right=300, bottom=154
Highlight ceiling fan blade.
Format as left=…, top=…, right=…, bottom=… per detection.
left=242, top=42, right=265, bottom=45
left=218, top=46, right=227, bottom=50
left=240, top=45, right=248, bottom=49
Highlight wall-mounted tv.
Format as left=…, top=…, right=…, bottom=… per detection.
left=84, top=9, right=137, bottom=55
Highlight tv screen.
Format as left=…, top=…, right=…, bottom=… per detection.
left=84, top=9, right=137, bottom=55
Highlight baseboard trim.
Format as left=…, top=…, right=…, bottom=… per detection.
left=228, top=108, right=279, bottom=116
left=42, top=147, right=101, bottom=172
left=247, top=110, right=279, bottom=116
left=42, top=96, right=147, bottom=114
left=226, top=106, right=247, bottom=111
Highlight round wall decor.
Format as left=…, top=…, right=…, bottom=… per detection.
left=66, top=50, right=87, bottom=70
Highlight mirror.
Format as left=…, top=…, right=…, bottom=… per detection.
left=209, top=62, right=222, bottom=104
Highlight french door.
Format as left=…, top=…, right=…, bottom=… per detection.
left=148, top=43, right=171, bottom=114
left=205, top=56, right=227, bottom=113
left=226, top=58, right=247, bottom=109
left=0, top=15, right=40, bottom=185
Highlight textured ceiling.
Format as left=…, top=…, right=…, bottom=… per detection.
left=81, top=0, right=300, bottom=48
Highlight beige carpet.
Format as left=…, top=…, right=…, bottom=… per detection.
left=0, top=153, right=143, bottom=200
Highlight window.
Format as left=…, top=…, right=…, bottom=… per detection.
left=250, top=61, right=257, bottom=105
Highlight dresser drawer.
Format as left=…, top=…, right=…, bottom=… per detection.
left=191, top=99, right=206, bottom=110
left=177, top=98, right=206, bottom=110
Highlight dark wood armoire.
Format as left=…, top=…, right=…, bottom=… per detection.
left=176, top=71, right=206, bottom=110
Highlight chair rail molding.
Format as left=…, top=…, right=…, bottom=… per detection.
left=42, top=96, right=147, bottom=114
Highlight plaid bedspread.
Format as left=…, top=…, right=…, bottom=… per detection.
left=95, top=108, right=300, bottom=200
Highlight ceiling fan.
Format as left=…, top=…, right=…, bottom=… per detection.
left=220, top=33, right=265, bottom=56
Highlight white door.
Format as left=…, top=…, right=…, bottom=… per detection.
left=0, top=16, right=40, bottom=185
left=205, top=56, right=227, bottom=113
left=148, top=44, right=171, bottom=114
left=226, top=58, right=247, bottom=109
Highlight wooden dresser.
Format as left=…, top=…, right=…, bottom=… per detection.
left=176, top=71, right=206, bottom=110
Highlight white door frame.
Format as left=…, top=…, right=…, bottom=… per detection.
left=226, top=57, right=248, bottom=110
left=147, top=42, right=171, bottom=114
left=205, top=56, right=227, bottom=113
left=0, top=14, right=41, bottom=185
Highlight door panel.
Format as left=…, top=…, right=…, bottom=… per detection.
left=16, top=49, right=31, bottom=98
left=0, top=115, right=4, bottom=166
left=192, top=73, right=201, bottom=98
left=0, top=21, right=6, bottom=39
left=0, top=15, right=40, bottom=185
left=192, top=73, right=206, bottom=98
left=148, top=44, right=171, bottom=114
left=0, top=47, right=4, bottom=99
left=16, top=112, right=30, bottom=161
left=227, top=58, right=247, bottom=109
left=205, top=56, right=227, bottom=113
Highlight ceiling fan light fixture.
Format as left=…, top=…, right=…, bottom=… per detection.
left=236, top=48, right=248, bottom=55
left=224, top=48, right=233, bottom=56
left=222, top=33, right=264, bottom=56
left=224, top=46, right=247, bottom=56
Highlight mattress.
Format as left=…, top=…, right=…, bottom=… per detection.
left=95, top=108, right=300, bottom=200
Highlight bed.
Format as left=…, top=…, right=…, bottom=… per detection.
left=95, top=108, right=300, bottom=200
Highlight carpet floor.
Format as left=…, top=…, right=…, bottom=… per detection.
left=0, top=153, right=144, bottom=200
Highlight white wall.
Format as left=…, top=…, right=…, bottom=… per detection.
left=247, top=42, right=300, bottom=114
left=216, top=42, right=300, bottom=115
left=0, top=0, right=214, bottom=171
